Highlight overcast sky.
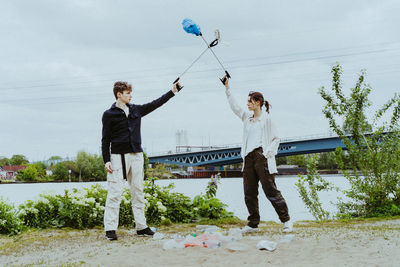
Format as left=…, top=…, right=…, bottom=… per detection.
left=1, top=0, right=400, bottom=162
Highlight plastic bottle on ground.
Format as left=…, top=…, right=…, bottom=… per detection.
left=228, top=228, right=243, bottom=241
left=256, top=240, right=278, bottom=251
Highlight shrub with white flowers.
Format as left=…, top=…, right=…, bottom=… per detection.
left=7, top=177, right=236, bottom=233
left=0, top=197, right=23, bottom=235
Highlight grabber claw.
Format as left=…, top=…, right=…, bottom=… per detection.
left=173, top=77, right=184, bottom=91
left=220, top=71, right=231, bottom=85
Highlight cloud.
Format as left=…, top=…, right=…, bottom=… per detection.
left=1, top=0, right=400, bottom=161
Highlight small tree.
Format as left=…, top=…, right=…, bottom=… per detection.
left=10, top=155, right=28, bottom=165
left=75, top=151, right=106, bottom=181
left=52, top=163, right=69, bottom=181
left=298, top=63, right=400, bottom=218
left=0, top=157, right=10, bottom=167
left=296, top=155, right=336, bottom=220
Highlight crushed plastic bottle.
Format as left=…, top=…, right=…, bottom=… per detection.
left=228, top=228, right=243, bottom=241
left=256, top=240, right=278, bottom=251
left=153, top=232, right=165, bottom=240
left=184, top=233, right=221, bottom=248
left=203, top=239, right=221, bottom=248
left=220, top=235, right=235, bottom=244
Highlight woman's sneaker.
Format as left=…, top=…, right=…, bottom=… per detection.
left=283, top=220, right=293, bottom=233
left=137, top=227, right=155, bottom=236
left=241, top=225, right=259, bottom=233
left=105, top=230, right=118, bottom=241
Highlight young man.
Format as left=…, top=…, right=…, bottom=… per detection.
left=101, top=81, right=181, bottom=241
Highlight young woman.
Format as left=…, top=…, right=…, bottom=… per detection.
left=222, top=76, right=293, bottom=233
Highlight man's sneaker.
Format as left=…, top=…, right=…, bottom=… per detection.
left=283, top=220, right=293, bottom=233
left=137, top=227, right=155, bottom=237
left=241, top=225, right=259, bottom=233
left=105, top=230, right=118, bottom=241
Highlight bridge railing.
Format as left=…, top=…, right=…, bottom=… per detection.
left=148, top=132, right=339, bottom=157
left=147, top=143, right=242, bottom=157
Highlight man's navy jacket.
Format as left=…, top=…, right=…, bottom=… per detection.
left=101, top=90, right=175, bottom=163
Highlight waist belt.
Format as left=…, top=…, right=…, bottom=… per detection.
left=120, top=154, right=127, bottom=180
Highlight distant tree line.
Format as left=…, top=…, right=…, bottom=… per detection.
left=0, top=151, right=106, bottom=182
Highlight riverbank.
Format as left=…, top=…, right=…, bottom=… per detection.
left=1, top=218, right=399, bottom=267
left=0, top=169, right=340, bottom=184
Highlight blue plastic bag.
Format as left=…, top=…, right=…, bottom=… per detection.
left=182, top=18, right=201, bottom=36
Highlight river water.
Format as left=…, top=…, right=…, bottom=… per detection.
left=0, top=175, right=349, bottom=222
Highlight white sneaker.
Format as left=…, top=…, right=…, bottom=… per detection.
left=241, top=225, right=259, bottom=233
left=283, top=220, right=293, bottom=233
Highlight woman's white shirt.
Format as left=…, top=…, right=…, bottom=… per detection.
left=225, top=89, right=280, bottom=174
left=245, top=118, right=263, bottom=156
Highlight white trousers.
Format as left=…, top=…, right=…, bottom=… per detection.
left=104, top=152, right=147, bottom=231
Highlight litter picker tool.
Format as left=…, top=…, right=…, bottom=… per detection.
left=173, top=18, right=231, bottom=89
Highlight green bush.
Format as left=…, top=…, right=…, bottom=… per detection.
left=0, top=197, right=23, bottom=235
left=19, top=185, right=106, bottom=229
left=52, top=163, right=69, bottom=181
left=299, top=63, right=400, bottom=219
left=17, top=165, right=38, bottom=182
left=144, top=180, right=192, bottom=225
left=16, top=179, right=235, bottom=231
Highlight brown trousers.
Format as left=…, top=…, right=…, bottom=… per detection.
left=243, top=148, right=290, bottom=227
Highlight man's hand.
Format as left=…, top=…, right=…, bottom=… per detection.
left=222, top=75, right=230, bottom=90
left=172, top=82, right=183, bottom=93
left=105, top=162, right=113, bottom=174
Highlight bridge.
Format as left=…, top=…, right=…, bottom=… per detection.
left=148, top=134, right=346, bottom=166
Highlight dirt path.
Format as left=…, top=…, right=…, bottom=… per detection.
left=1, top=219, right=399, bottom=267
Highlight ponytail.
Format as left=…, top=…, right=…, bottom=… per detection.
left=264, top=100, right=270, bottom=113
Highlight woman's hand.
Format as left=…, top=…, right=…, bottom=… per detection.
left=222, top=74, right=230, bottom=90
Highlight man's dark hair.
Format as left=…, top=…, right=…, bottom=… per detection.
left=113, top=81, right=132, bottom=99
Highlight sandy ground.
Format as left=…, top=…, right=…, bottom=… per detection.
left=1, top=219, right=400, bottom=267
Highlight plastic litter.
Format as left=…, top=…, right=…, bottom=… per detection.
left=228, top=228, right=243, bottom=241
left=171, top=234, right=184, bottom=239
left=153, top=232, right=164, bottom=240
left=278, top=234, right=295, bottom=244
left=195, top=225, right=220, bottom=233
left=203, top=239, right=221, bottom=249
left=184, top=233, right=221, bottom=248
left=256, top=240, right=278, bottom=251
